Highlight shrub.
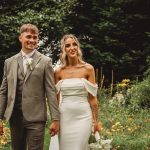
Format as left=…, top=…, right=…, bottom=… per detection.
left=127, top=75, right=150, bottom=109
left=99, top=99, right=150, bottom=150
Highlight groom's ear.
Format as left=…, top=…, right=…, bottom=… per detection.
left=19, top=35, right=22, bottom=42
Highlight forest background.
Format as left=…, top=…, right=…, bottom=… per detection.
left=0, top=0, right=150, bottom=85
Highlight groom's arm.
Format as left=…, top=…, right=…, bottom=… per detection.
left=44, top=58, right=60, bottom=136
left=44, top=58, right=60, bottom=121
left=0, top=60, right=8, bottom=120
left=0, top=61, right=8, bottom=135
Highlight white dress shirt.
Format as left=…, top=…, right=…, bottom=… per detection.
left=21, top=50, right=36, bottom=74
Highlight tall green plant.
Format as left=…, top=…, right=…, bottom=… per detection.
left=127, top=75, right=150, bottom=109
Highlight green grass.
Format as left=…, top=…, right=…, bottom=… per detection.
left=44, top=120, right=51, bottom=150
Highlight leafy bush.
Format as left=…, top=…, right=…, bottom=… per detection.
left=127, top=75, right=150, bottom=109
left=99, top=99, right=150, bottom=150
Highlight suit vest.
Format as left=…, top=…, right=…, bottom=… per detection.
left=14, top=62, right=25, bottom=110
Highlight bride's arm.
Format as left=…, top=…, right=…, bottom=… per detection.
left=86, top=64, right=101, bottom=133
left=54, top=67, right=61, bottom=104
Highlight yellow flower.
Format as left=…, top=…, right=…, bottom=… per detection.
left=121, top=83, right=127, bottom=87
left=0, top=139, right=7, bottom=145
left=122, top=79, right=130, bottom=83
left=106, top=130, right=112, bottom=135
left=117, top=83, right=122, bottom=87
left=0, top=124, right=11, bottom=146
left=127, top=117, right=132, bottom=122
left=115, top=122, right=121, bottom=126
left=111, top=129, right=116, bottom=132
left=127, top=128, right=131, bottom=131
left=117, top=83, right=127, bottom=87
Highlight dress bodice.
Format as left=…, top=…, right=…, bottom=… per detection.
left=56, top=78, right=98, bottom=97
left=50, top=78, right=97, bottom=150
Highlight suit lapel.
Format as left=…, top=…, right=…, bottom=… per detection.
left=24, top=51, right=41, bottom=83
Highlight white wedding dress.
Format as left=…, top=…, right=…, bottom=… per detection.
left=49, top=78, right=98, bottom=150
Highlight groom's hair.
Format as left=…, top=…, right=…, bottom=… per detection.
left=20, top=23, right=39, bottom=34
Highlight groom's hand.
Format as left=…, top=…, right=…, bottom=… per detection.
left=0, top=120, right=4, bottom=135
left=49, top=120, right=60, bottom=136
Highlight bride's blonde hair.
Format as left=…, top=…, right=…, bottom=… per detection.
left=60, top=34, right=83, bottom=67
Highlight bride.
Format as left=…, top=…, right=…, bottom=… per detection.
left=49, top=34, right=101, bottom=150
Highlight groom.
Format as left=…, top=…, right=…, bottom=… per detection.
left=0, top=24, right=60, bottom=150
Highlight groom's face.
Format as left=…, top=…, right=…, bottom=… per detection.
left=19, top=31, right=39, bottom=53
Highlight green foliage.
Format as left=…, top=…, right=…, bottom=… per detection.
left=99, top=97, right=150, bottom=150
left=144, top=56, right=150, bottom=77
left=44, top=122, right=51, bottom=150
left=0, top=0, right=150, bottom=85
left=1, top=0, right=150, bottom=79
left=0, top=0, right=77, bottom=63
left=127, top=75, right=150, bottom=109
left=67, top=0, right=150, bottom=79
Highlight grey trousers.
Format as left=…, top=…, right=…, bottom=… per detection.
left=9, top=109, right=46, bottom=150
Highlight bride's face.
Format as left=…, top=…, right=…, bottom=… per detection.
left=64, top=37, right=78, bottom=59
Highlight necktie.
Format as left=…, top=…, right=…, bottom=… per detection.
left=23, top=56, right=28, bottom=75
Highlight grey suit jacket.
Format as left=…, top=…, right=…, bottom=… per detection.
left=0, top=51, right=59, bottom=122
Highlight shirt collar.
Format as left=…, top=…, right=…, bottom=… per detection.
left=21, top=49, right=36, bottom=58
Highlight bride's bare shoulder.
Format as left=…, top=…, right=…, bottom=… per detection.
left=54, top=66, right=64, bottom=78
left=55, top=66, right=64, bottom=74
left=84, top=63, right=94, bottom=71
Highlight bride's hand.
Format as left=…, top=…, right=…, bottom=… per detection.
left=93, top=122, right=102, bottom=133
left=49, top=120, right=60, bottom=136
